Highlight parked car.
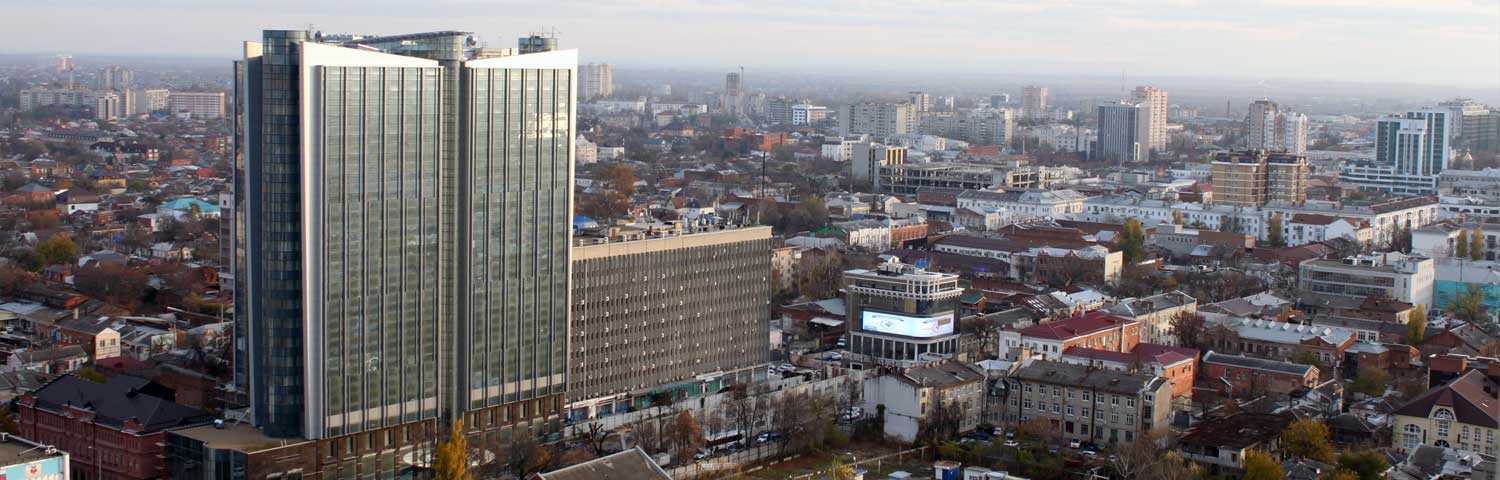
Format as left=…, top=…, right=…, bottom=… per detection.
left=1068, top=439, right=1081, bottom=449
left=1003, top=440, right=1020, bottom=448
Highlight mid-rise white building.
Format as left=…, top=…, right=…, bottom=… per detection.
left=579, top=62, right=613, bottom=99
left=576, top=135, right=598, bottom=165
left=839, top=102, right=913, bottom=139
left=167, top=91, right=225, bottom=119
left=1132, top=86, right=1168, bottom=151
left=1299, top=252, right=1435, bottom=307
left=19, top=88, right=122, bottom=120
left=791, top=104, right=828, bottom=125
left=956, top=189, right=1086, bottom=220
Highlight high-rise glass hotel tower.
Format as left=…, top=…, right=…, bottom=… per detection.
left=233, top=30, right=573, bottom=446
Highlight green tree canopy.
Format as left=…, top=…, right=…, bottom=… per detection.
left=34, top=235, right=77, bottom=267
left=1120, top=218, right=1145, bottom=263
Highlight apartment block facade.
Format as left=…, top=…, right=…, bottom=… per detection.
left=567, top=226, right=772, bottom=420
left=1210, top=150, right=1308, bottom=208
left=1001, top=360, right=1173, bottom=445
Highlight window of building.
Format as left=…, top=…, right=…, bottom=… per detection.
left=1403, top=424, right=1421, bottom=451
left=1435, top=409, right=1454, bottom=437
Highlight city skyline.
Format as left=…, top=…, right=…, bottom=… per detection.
left=1, top=0, right=1497, bottom=89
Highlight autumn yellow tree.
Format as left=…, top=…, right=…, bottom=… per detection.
left=1243, top=450, right=1283, bottom=480
left=1324, top=470, right=1359, bottom=480
left=1280, top=418, right=1334, bottom=462
left=434, top=420, right=473, bottom=480
left=1406, top=306, right=1427, bottom=345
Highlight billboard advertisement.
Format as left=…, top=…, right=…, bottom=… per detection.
left=0, top=455, right=66, bottom=480
left=861, top=310, right=954, bottom=338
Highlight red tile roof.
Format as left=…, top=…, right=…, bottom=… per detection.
left=1019, top=311, right=1135, bottom=340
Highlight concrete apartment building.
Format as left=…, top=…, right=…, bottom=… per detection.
left=1391, top=370, right=1497, bottom=456
left=1131, top=86, right=1168, bottom=151
left=839, top=102, right=914, bottom=139
left=845, top=257, right=964, bottom=366
left=852, top=142, right=906, bottom=187
left=1344, top=109, right=1453, bottom=195
left=567, top=225, right=773, bottom=420
left=1096, top=102, right=1146, bottom=164
left=917, top=109, right=1014, bottom=146
left=1299, top=252, right=1435, bottom=307
left=166, top=91, right=226, bottom=119
left=863, top=362, right=985, bottom=443
left=579, top=62, right=613, bottom=99
left=20, top=88, right=122, bottom=120
left=1210, top=150, right=1309, bottom=208
left=1021, top=85, right=1048, bottom=119
left=875, top=162, right=997, bottom=194
left=1001, top=360, right=1173, bottom=445
left=1245, top=99, right=1309, bottom=154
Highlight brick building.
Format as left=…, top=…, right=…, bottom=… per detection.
left=18, top=374, right=213, bottom=480
left=1203, top=317, right=1356, bottom=367
left=1200, top=351, right=1320, bottom=397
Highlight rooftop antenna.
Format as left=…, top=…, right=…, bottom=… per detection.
left=1120, top=67, right=1127, bottom=100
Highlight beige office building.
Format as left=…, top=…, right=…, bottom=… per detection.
left=1211, top=150, right=1308, bottom=207
left=1131, top=86, right=1168, bottom=151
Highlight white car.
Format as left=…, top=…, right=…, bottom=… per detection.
left=1068, top=439, right=1081, bottom=449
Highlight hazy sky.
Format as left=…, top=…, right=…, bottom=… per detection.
left=2, top=0, right=1498, bottom=89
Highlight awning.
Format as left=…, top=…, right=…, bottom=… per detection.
left=809, top=318, right=845, bottom=327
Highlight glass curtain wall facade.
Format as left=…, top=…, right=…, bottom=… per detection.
left=236, top=29, right=576, bottom=445
left=457, top=60, right=572, bottom=417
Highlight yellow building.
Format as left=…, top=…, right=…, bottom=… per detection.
left=1391, top=370, right=1498, bottom=456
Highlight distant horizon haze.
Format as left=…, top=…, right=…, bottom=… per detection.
left=1, top=0, right=1495, bottom=98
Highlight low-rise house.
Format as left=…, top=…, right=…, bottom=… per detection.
left=1387, top=445, right=1493, bottom=480
left=1425, top=353, right=1499, bottom=388
left=535, top=447, right=671, bottom=480
left=1148, top=224, right=1254, bottom=258
left=1419, top=323, right=1500, bottom=358
left=1283, top=214, right=1372, bottom=246
left=1178, top=412, right=1294, bottom=476
left=863, top=361, right=985, bottom=443
left=1107, top=290, right=1197, bottom=346
left=7, top=345, right=89, bottom=374
left=997, top=310, right=1141, bottom=361
left=1328, top=413, right=1382, bottom=448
